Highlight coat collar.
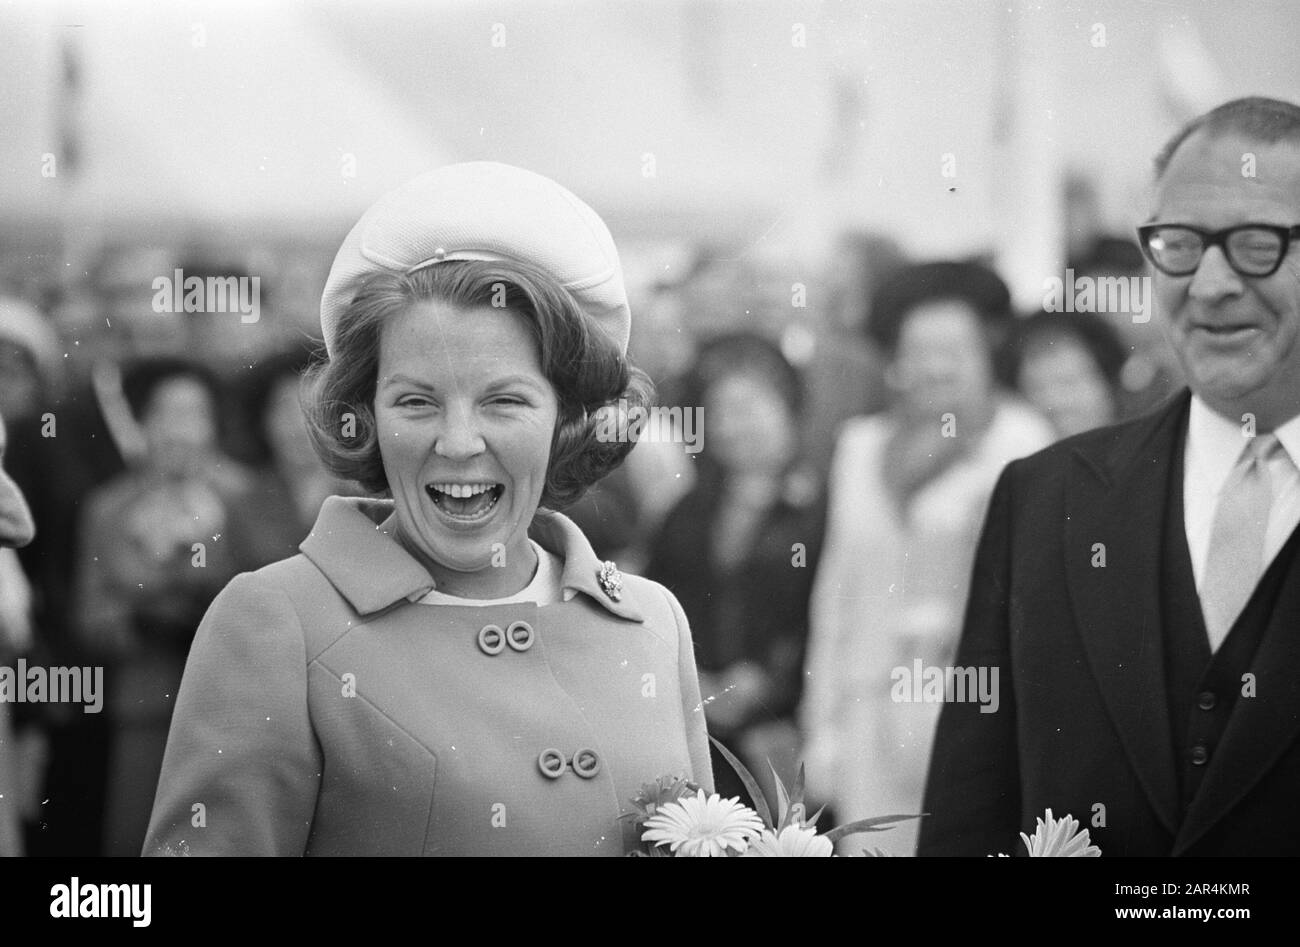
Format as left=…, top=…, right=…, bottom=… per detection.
left=299, top=496, right=645, bottom=622
left=1066, top=388, right=1191, bottom=490
left=1063, top=389, right=1190, bottom=837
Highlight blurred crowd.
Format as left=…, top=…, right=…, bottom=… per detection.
left=0, top=220, right=1183, bottom=855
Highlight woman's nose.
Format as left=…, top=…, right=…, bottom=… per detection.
left=433, top=405, right=486, bottom=459
left=0, top=470, right=35, bottom=548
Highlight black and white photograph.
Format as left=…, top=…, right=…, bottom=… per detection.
left=1, top=0, right=1298, bottom=920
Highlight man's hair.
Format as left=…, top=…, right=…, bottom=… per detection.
left=1155, top=96, right=1300, bottom=178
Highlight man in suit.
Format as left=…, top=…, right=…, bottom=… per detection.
left=919, top=97, right=1300, bottom=857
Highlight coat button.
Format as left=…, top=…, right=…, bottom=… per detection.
left=572, top=747, right=601, bottom=778
left=1191, top=743, right=1209, bottom=766
left=1197, top=691, right=1216, bottom=711
left=538, top=748, right=567, bottom=779
left=477, top=624, right=505, bottom=655
left=506, top=620, right=535, bottom=652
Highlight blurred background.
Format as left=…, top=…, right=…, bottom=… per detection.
left=1, top=0, right=1298, bottom=855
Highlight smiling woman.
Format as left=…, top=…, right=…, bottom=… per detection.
left=143, top=163, right=713, bottom=856
left=302, top=260, right=647, bottom=599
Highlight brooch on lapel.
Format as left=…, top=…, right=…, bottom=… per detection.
left=597, top=560, right=624, bottom=601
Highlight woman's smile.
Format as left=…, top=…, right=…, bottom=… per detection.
left=424, top=481, right=505, bottom=523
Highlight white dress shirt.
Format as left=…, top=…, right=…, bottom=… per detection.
left=1183, top=396, right=1300, bottom=594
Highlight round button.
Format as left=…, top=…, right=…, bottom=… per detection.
left=572, top=747, right=601, bottom=778
left=477, top=624, right=505, bottom=656
left=506, top=620, right=535, bottom=652
left=538, top=748, right=567, bottom=779
left=1197, top=691, right=1217, bottom=711
left=1191, top=743, right=1209, bottom=766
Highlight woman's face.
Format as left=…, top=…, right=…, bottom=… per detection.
left=891, top=300, right=995, bottom=418
left=706, top=371, right=796, bottom=475
left=375, top=300, right=559, bottom=587
left=143, top=376, right=218, bottom=476
left=1018, top=333, right=1117, bottom=439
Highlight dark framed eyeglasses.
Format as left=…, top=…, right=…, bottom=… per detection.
left=1136, top=223, right=1300, bottom=278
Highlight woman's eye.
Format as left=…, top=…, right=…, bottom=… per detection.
left=397, top=396, right=434, bottom=408
left=489, top=395, right=527, bottom=406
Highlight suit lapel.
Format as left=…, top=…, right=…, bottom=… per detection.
left=1174, top=520, right=1300, bottom=854
left=1064, top=392, right=1189, bottom=837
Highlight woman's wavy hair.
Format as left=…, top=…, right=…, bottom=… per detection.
left=302, top=259, right=653, bottom=510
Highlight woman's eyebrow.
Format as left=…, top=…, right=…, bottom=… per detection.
left=485, top=374, right=548, bottom=391
left=379, top=372, right=436, bottom=390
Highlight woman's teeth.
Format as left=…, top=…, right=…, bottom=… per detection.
left=430, top=482, right=496, bottom=498
left=425, top=483, right=503, bottom=518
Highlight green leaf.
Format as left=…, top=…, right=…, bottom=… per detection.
left=709, top=735, right=773, bottom=829
left=769, top=759, right=791, bottom=827
left=823, top=814, right=924, bottom=844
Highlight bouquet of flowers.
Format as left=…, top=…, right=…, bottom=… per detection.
left=624, top=737, right=919, bottom=857
left=625, top=738, right=1102, bottom=857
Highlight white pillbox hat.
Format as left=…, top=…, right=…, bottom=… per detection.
left=319, top=162, right=630, bottom=357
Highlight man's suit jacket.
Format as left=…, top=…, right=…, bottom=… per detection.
left=918, top=391, right=1300, bottom=856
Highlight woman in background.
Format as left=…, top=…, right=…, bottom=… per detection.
left=0, top=409, right=37, bottom=856
left=74, top=358, right=252, bottom=856
left=645, top=333, right=825, bottom=806
left=800, top=262, right=1054, bottom=854
left=0, top=298, right=58, bottom=857
left=1007, top=308, right=1127, bottom=441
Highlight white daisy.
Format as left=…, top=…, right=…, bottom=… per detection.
left=641, top=789, right=765, bottom=857
left=1021, top=809, right=1102, bottom=857
left=742, top=824, right=834, bottom=857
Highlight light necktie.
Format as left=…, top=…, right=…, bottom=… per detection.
left=1200, top=433, right=1279, bottom=651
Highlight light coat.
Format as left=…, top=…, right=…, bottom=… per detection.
left=144, top=496, right=713, bottom=856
